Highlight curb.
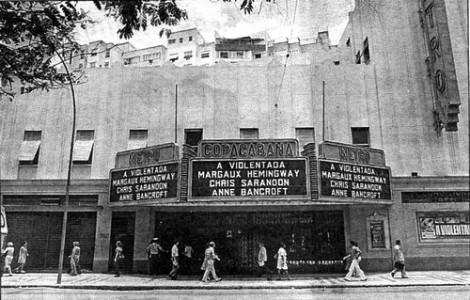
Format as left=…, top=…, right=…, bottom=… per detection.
left=2, top=282, right=469, bottom=290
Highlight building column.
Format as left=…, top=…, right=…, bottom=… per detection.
left=133, top=207, right=154, bottom=273
left=93, top=202, right=112, bottom=272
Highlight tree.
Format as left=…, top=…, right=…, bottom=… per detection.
left=0, top=0, right=269, bottom=101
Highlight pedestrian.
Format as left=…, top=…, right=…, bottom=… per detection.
left=114, top=241, right=124, bottom=277
left=183, top=242, right=194, bottom=274
left=2, top=242, right=15, bottom=276
left=169, top=240, right=180, bottom=280
left=257, top=242, right=272, bottom=280
left=14, top=241, right=29, bottom=273
left=274, top=242, right=289, bottom=280
left=391, top=240, right=408, bottom=278
left=343, top=240, right=367, bottom=281
left=201, top=241, right=222, bottom=283
left=146, top=237, right=165, bottom=276
left=69, top=241, right=81, bottom=276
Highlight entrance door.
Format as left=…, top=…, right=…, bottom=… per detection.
left=5, top=212, right=97, bottom=270
left=154, top=210, right=346, bottom=274
left=109, top=212, right=135, bottom=272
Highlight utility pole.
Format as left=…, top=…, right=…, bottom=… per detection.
left=56, top=52, right=77, bottom=284
left=174, top=84, right=178, bottom=144
left=322, top=81, right=326, bottom=141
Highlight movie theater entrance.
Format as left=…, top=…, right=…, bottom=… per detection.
left=153, top=209, right=346, bottom=275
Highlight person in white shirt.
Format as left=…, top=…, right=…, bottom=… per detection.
left=201, top=241, right=221, bottom=282
left=169, top=240, right=180, bottom=280
left=257, top=242, right=272, bottom=280
left=391, top=240, right=408, bottom=278
left=2, top=242, right=15, bottom=276
left=274, top=242, right=290, bottom=280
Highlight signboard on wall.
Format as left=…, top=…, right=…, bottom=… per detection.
left=319, top=159, right=391, bottom=201
left=369, top=220, right=386, bottom=248
left=109, top=162, right=179, bottom=205
left=189, top=158, right=308, bottom=199
left=418, top=212, right=470, bottom=240
left=421, top=0, right=461, bottom=131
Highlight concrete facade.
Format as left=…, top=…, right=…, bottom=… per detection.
left=0, top=0, right=468, bottom=273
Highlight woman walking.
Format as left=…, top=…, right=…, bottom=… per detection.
left=14, top=241, right=29, bottom=273
left=114, top=241, right=124, bottom=277
left=69, top=241, right=81, bottom=276
left=201, top=241, right=221, bottom=283
left=343, top=240, right=367, bottom=281
left=274, top=242, right=289, bottom=280
left=2, top=242, right=15, bottom=276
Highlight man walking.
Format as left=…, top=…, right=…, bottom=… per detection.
left=391, top=240, right=408, bottom=278
left=201, top=241, right=221, bottom=282
left=146, top=237, right=164, bottom=276
left=343, top=240, right=366, bottom=281
left=257, top=242, right=272, bottom=280
left=169, top=240, right=180, bottom=280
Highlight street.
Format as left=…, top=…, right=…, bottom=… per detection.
left=2, top=286, right=470, bottom=300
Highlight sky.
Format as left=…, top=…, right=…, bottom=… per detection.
left=75, top=0, right=355, bottom=48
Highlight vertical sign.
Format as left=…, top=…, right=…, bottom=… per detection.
left=421, top=0, right=461, bottom=131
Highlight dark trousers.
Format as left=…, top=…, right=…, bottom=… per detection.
left=114, top=258, right=122, bottom=276
left=169, top=263, right=180, bottom=279
left=258, top=265, right=273, bottom=279
left=148, top=254, right=159, bottom=275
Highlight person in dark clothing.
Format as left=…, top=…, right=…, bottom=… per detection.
left=146, top=237, right=165, bottom=276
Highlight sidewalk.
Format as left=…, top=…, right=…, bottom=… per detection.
left=1, top=271, right=469, bottom=290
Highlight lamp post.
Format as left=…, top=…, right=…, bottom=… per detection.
left=55, top=51, right=77, bottom=284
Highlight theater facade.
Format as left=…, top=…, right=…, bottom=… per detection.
left=1, top=0, right=468, bottom=274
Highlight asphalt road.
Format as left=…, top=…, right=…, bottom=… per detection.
left=2, top=286, right=470, bottom=300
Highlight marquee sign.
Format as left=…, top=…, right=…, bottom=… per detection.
left=109, top=161, right=179, bottom=205
left=319, top=159, right=391, bottom=201
left=199, top=139, right=299, bottom=158
left=189, top=158, right=308, bottom=200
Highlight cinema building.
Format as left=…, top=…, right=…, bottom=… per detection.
left=0, top=0, right=468, bottom=273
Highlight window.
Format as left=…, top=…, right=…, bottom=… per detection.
left=148, top=59, right=153, bottom=64
left=351, top=127, right=370, bottom=146
left=254, top=53, right=262, bottom=59
left=355, top=51, right=361, bottom=64
left=78, top=63, right=83, bottom=69
left=72, top=130, right=94, bottom=164
left=201, top=51, right=210, bottom=58
left=143, top=53, right=161, bottom=61
left=19, top=131, right=41, bottom=165
left=169, top=54, right=179, bottom=62
left=128, top=129, right=148, bottom=150
left=124, top=56, right=140, bottom=65
left=220, top=51, right=228, bottom=59
left=104, top=62, right=109, bottom=68
left=333, top=61, right=340, bottom=65
left=189, top=36, right=193, bottom=42
left=168, top=39, right=176, bottom=44
left=91, top=50, right=97, bottom=56
left=179, top=37, right=183, bottom=43
left=346, top=37, right=351, bottom=47
left=295, top=128, right=315, bottom=151
left=80, top=50, right=85, bottom=59
left=240, top=128, right=259, bottom=139
left=89, top=62, right=96, bottom=68
left=236, top=51, right=244, bottom=59
left=184, top=51, right=193, bottom=60
left=363, top=37, right=370, bottom=64
left=184, top=129, right=203, bottom=146
left=105, top=49, right=110, bottom=58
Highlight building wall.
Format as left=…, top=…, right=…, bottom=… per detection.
left=1, top=62, right=467, bottom=180
left=122, top=46, right=167, bottom=67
